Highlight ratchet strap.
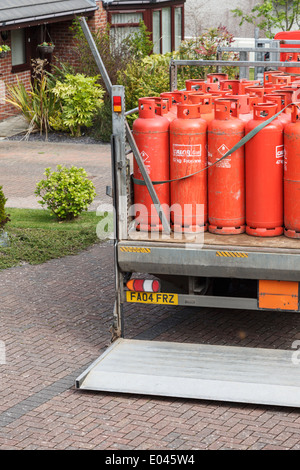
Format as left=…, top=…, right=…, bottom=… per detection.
left=132, top=103, right=296, bottom=186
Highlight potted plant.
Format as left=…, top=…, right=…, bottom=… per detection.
left=37, top=42, right=55, bottom=54
left=0, top=45, right=11, bottom=58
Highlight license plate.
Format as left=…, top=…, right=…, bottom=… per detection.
left=126, top=291, right=178, bottom=305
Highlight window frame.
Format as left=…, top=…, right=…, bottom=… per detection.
left=11, top=28, right=31, bottom=73
left=106, top=2, right=185, bottom=54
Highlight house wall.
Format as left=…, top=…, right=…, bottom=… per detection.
left=0, top=33, right=31, bottom=120
left=184, top=0, right=262, bottom=39
left=0, top=0, right=107, bottom=121
left=51, top=1, right=107, bottom=69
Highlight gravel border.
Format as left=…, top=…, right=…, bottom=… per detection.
left=5, top=131, right=105, bottom=145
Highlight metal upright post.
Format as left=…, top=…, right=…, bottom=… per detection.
left=169, top=58, right=178, bottom=91
left=111, top=85, right=128, bottom=339
left=239, top=51, right=249, bottom=79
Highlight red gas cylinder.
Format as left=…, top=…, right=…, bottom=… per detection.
left=264, top=82, right=283, bottom=92
left=170, top=103, right=208, bottom=232
left=206, top=73, right=228, bottom=84
left=244, top=85, right=265, bottom=98
left=208, top=99, right=245, bottom=234
left=142, top=96, right=170, bottom=120
left=245, top=103, right=284, bottom=237
left=220, top=79, right=244, bottom=95
left=185, top=79, right=205, bottom=91
left=159, top=91, right=190, bottom=121
left=284, top=105, right=300, bottom=238
left=271, top=74, right=292, bottom=86
left=263, top=94, right=291, bottom=124
left=227, top=94, right=259, bottom=123
left=274, top=31, right=300, bottom=73
left=188, top=93, right=215, bottom=124
left=264, top=71, right=284, bottom=86
left=189, top=81, right=219, bottom=93
left=132, top=98, right=170, bottom=231
left=238, top=95, right=259, bottom=118
left=239, top=80, right=260, bottom=94
left=275, top=87, right=300, bottom=104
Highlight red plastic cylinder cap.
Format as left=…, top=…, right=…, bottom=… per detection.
left=177, top=103, right=201, bottom=119
left=138, top=98, right=156, bottom=118
left=253, top=103, right=278, bottom=120
left=214, top=99, right=240, bottom=120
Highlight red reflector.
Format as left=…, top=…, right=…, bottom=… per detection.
left=113, top=96, right=122, bottom=112
left=126, top=279, right=161, bottom=293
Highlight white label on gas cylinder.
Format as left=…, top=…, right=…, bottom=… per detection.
left=138, top=150, right=151, bottom=175
left=276, top=145, right=284, bottom=165
left=216, top=158, right=231, bottom=168
left=217, top=144, right=230, bottom=156
left=173, top=144, right=202, bottom=164
left=216, top=144, right=231, bottom=168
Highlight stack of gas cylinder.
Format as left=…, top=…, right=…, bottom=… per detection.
left=132, top=71, right=300, bottom=238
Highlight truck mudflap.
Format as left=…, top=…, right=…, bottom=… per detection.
left=76, top=338, right=300, bottom=408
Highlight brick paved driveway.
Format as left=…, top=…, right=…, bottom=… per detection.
left=1, top=141, right=300, bottom=450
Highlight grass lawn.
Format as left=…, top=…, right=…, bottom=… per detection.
left=0, top=208, right=112, bottom=270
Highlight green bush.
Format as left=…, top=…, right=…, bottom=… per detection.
left=35, top=165, right=97, bottom=220
left=50, top=74, right=105, bottom=136
left=89, top=97, right=112, bottom=143
left=118, top=53, right=173, bottom=125
left=0, top=186, right=10, bottom=230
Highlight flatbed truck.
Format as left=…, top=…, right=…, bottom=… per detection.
left=76, top=19, right=300, bottom=408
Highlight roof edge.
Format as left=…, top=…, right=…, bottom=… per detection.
left=0, top=5, right=98, bottom=29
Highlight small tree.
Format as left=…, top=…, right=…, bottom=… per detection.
left=232, top=0, right=300, bottom=38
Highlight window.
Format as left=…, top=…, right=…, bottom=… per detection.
left=152, top=10, right=161, bottom=54
left=161, top=8, right=171, bottom=53
left=109, top=12, right=144, bottom=48
left=11, top=29, right=26, bottom=67
left=107, top=2, right=185, bottom=55
left=151, top=4, right=184, bottom=54
left=174, top=7, right=183, bottom=51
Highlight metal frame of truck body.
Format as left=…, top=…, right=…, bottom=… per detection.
left=76, top=19, right=300, bottom=406
left=118, top=47, right=300, bottom=335
left=79, top=18, right=300, bottom=338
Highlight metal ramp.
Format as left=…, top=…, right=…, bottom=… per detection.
left=76, top=339, right=300, bottom=408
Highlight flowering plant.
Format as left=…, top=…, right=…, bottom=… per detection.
left=177, top=26, right=238, bottom=79
left=38, top=42, right=54, bottom=47
left=0, top=45, right=11, bottom=53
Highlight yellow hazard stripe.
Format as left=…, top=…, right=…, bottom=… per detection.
left=216, top=251, right=248, bottom=258
left=119, top=247, right=151, bottom=253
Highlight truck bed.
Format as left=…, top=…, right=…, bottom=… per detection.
left=118, top=230, right=300, bottom=282
left=128, top=229, right=300, bottom=253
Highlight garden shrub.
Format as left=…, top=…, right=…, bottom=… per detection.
left=0, top=186, right=10, bottom=230
left=35, top=165, right=97, bottom=220
left=50, top=74, right=105, bottom=136
left=177, top=26, right=239, bottom=80
left=6, top=59, right=59, bottom=137
left=118, top=53, right=173, bottom=125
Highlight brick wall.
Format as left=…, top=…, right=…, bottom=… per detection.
left=0, top=0, right=108, bottom=121
left=0, top=33, right=31, bottom=120
left=51, top=1, right=108, bottom=70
